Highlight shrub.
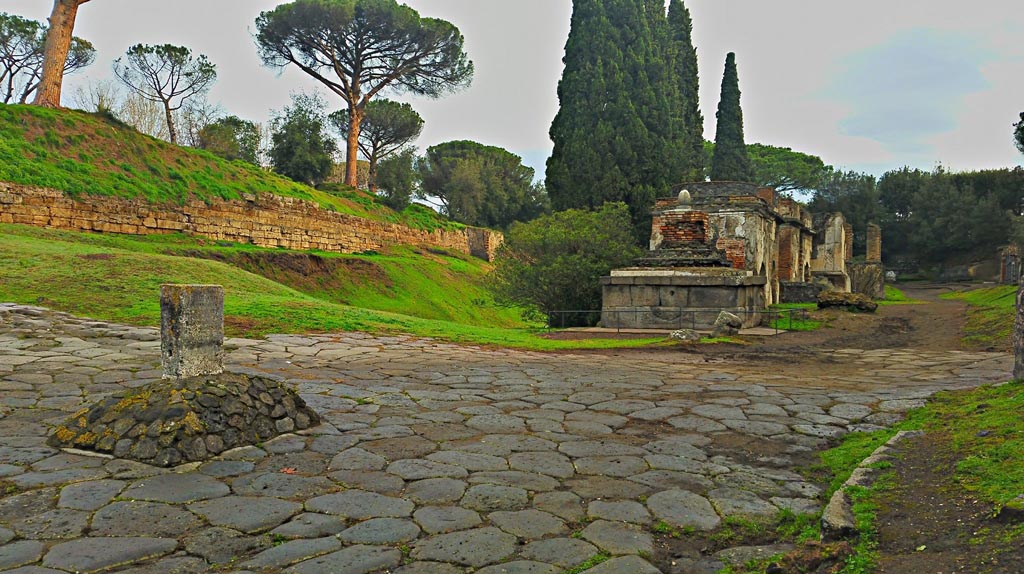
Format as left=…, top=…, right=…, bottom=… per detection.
left=489, top=203, right=641, bottom=325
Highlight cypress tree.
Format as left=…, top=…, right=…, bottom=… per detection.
left=710, top=52, right=753, bottom=181
left=667, top=0, right=704, bottom=181
left=548, top=0, right=677, bottom=242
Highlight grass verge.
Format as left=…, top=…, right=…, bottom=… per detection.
left=941, top=284, right=1015, bottom=349
left=876, top=284, right=922, bottom=305
left=0, top=224, right=663, bottom=351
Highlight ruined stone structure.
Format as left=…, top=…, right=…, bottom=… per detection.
left=849, top=223, right=885, bottom=298
left=0, top=183, right=503, bottom=261
left=1000, top=244, right=1021, bottom=285
left=602, top=181, right=881, bottom=330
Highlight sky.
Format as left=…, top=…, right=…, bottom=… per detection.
left=6, top=0, right=1023, bottom=180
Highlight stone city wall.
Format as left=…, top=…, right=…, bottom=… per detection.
left=0, top=183, right=503, bottom=261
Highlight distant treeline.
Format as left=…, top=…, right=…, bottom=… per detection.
left=808, top=166, right=1024, bottom=266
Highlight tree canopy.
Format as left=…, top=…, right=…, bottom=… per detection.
left=489, top=202, right=641, bottom=324
left=417, top=140, right=547, bottom=229
left=269, top=92, right=337, bottom=186
left=330, top=99, right=423, bottom=191
left=255, top=0, right=472, bottom=188
left=374, top=148, right=417, bottom=211
left=0, top=11, right=94, bottom=104
left=199, top=115, right=262, bottom=165
left=710, top=52, right=752, bottom=182
left=666, top=0, right=704, bottom=182
left=113, top=44, right=217, bottom=144
left=547, top=0, right=696, bottom=243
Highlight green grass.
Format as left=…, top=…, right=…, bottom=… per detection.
left=767, top=304, right=822, bottom=332
left=0, top=104, right=458, bottom=232
left=876, top=285, right=922, bottom=306
left=564, top=553, right=611, bottom=573
left=0, top=224, right=664, bottom=351
left=941, top=284, right=1015, bottom=348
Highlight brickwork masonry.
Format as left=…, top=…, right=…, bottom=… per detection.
left=0, top=183, right=503, bottom=261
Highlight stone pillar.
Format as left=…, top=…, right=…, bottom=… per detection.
left=867, top=224, right=882, bottom=263
left=161, top=285, right=224, bottom=379
left=1016, top=277, right=1024, bottom=380
left=843, top=224, right=854, bottom=262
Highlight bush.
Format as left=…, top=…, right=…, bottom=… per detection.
left=489, top=203, right=641, bottom=326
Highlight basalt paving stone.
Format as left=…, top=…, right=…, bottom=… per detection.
left=0, top=566, right=69, bottom=574
left=305, top=489, right=414, bottom=519
left=468, top=471, right=559, bottom=492
left=574, top=455, right=649, bottom=477
left=507, top=451, right=574, bottom=479
left=425, top=451, right=508, bottom=471
left=405, top=477, right=467, bottom=504
left=102, top=555, right=209, bottom=574
left=360, top=436, right=438, bottom=460
left=413, top=505, right=483, bottom=534
left=387, top=459, right=468, bottom=480
left=42, top=537, right=178, bottom=573
left=647, top=489, right=721, bottom=531
left=187, top=495, right=302, bottom=533
left=309, top=434, right=359, bottom=454
left=488, top=509, right=566, bottom=539
left=411, top=526, right=518, bottom=567
left=254, top=452, right=328, bottom=476
left=327, top=470, right=406, bottom=494
left=580, top=520, right=654, bottom=556
left=475, top=561, right=561, bottom=574
left=276, top=544, right=399, bottom=574
left=393, top=562, right=464, bottom=574
left=239, top=536, right=342, bottom=569
left=0, top=525, right=14, bottom=544
left=10, top=467, right=109, bottom=488
left=630, top=470, right=714, bottom=492
left=182, top=526, right=271, bottom=564
left=90, top=501, right=202, bottom=537
left=328, top=448, right=387, bottom=471
left=121, top=472, right=229, bottom=504
left=461, top=484, right=529, bottom=512
left=0, top=540, right=46, bottom=570
left=520, top=537, right=600, bottom=568
left=567, top=476, right=652, bottom=500
left=708, top=488, right=779, bottom=518
left=10, top=507, right=90, bottom=539
left=198, top=460, right=255, bottom=477
left=588, top=500, right=652, bottom=524
left=667, top=415, right=728, bottom=432
left=270, top=512, right=346, bottom=539
left=231, top=472, right=337, bottom=499
left=57, top=479, right=126, bottom=511
left=558, top=440, right=646, bottom=458
left=585, top=555, right=662, bottom=574
left=338, top=517, right=421, bottom=544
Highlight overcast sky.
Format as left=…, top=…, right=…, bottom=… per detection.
left=6, top=0, right=1023, bottom=180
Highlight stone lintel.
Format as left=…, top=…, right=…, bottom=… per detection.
left=161, top=284, right=224, bottom=379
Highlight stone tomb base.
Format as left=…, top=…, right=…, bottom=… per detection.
left=601, top=268, right=767, bottom=330
left=48, top=373, right=320, bottom=467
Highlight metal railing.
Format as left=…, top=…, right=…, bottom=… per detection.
left=545, top=307, right=810, bottom=335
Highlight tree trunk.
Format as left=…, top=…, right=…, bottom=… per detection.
left=345, top=106, right=363, bottom=188
left=368, top=151, right=379, bottom=193
left=32, top=0, right=88, bottom=108
left=163, top=101, right=177, bottom=144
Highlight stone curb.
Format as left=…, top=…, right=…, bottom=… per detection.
left=820, top=429, right=924, bottom=541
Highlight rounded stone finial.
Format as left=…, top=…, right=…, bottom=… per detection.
left=677, top=189, right=692, bottom=206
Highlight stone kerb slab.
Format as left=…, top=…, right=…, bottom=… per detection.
left=161, top=284, right=224, bottom=379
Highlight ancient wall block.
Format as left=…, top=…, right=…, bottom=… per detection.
left=160, top=284, right=224, bottom=379
left=843, top=224, right=854, bottom=261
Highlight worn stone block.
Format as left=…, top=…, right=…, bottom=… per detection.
left=161, top=284, right=224, bottom=379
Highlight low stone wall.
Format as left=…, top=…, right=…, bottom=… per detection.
left=0, top=183, right=503, bottom=261
left=780, top=281, right=825, bottom=304
left=601, top=269, right=766, bottom=330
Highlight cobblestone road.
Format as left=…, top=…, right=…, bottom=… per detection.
left=0, top=304, right=1011, bottom=573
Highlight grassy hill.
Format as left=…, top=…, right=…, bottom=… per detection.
left=0, top=224, right=662, bottom=350
left=0, top=104, right=458, bottom=231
